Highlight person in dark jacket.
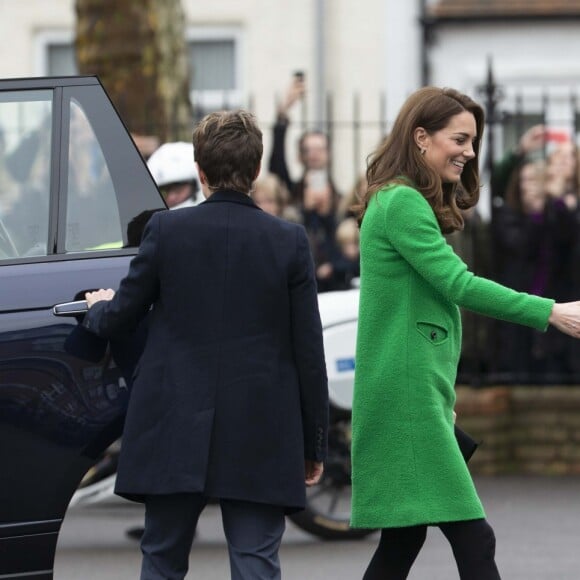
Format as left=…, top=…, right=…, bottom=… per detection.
left=268, top=76, right=345, bottom=292
left=493, top=156, right=580, bottom=380
left=267, top=74, right=341, bottom=207
left=83, top=110, right=329, bottom=580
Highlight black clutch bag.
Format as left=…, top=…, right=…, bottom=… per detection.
left=455, top=425, right=480, bottom=463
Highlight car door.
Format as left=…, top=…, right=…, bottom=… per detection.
left=0, top=76, right=165, bottom=579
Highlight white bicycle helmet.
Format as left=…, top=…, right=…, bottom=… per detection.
left=147, top=142, right=198, bottom=188
left=147, top=142, right=201, bottom=208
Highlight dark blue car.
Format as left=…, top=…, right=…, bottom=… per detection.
left=0, top=75, right=165, bottom=579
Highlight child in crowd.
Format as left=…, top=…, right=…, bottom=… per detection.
left=332, top=217, right=360, bottom=289
left=252, top=173, right=301, bottom=222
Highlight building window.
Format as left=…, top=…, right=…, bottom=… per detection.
left=35, top=27, right=243, bottom=115
left=35, top=31, right=77, bottom=77
left=189, top=39, right=236, bottom=91
left=47, top=44, right=77, bottom=77
left=500, top=113, right=544, bottom=154
left=187, top=27, right=243, bottom=118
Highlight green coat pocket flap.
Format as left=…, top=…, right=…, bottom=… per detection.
left=416, top=322, right=449, bottom=345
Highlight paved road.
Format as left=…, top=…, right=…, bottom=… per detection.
left=54, top=475, right=580, bottom=579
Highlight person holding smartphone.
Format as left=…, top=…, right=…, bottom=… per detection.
left=268, top=73, right=344, bottom=291
left=268, top=72, right=337, bottom=200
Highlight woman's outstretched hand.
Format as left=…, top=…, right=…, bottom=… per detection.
left=549, top=302, right=580, bottom=338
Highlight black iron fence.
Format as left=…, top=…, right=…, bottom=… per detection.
left=145, top=74, right=580, bottom=386
left=463, top=62, right=580, bottom=386
left=138, top=90, right=391, bottom=191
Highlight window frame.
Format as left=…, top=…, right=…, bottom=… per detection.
left=33, top=30, right=76, bottom=77
left=34, top=26, right=246, bottom=97
left=186, top=25, right=245, bottom=110
left=0, top=76, right=165, bottom=266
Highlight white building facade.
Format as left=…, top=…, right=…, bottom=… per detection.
left=0, top=0, right=388, bottom=191
left=2, top=0, right=580, bottom=194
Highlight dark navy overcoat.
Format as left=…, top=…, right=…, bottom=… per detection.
left=83, top=190, right=329, bottom=512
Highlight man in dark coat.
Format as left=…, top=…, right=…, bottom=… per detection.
left=83, top=110, right=329, bottom=580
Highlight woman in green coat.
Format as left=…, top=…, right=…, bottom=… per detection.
left=351, top=86, right=580, bottom=580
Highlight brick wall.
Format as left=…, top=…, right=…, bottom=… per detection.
left=455, top=386, right=580, bottom=475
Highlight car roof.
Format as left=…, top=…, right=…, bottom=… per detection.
left=0, top=75, right=100, bottom=90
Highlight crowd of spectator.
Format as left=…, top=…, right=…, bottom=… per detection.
left=137, top=83, right=580, bottom=383
left=260, top=74, right=360, bottom=293
left=131, top=75, right=361, bottom=295
left=242, top=83, right=580, bottom=381
left=454, top=124, right=580, bottom=382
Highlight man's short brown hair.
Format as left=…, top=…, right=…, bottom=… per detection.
left=193, top=110, right=263, bottom=193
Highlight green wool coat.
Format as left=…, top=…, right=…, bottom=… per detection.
left=350, top=184, right=554, bottom=528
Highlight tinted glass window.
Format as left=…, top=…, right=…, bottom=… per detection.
left=60, top=84, right=166, bottom=253
left=65, top=100, right=123, bottom=252
left=0, top=91, right=52, bottom=259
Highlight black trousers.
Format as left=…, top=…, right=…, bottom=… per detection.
left=363, top=518, right=501, bottom=580
left=139, top=493, right=286, bottom=580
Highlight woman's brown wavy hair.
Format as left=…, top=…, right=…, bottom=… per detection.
left=355, top=87, right=485, bottom=234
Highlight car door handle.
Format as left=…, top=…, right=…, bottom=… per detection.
left=52, top=300, right=89, bottom=316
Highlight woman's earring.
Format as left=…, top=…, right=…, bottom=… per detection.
left=420, top=147, right=426, bottom=156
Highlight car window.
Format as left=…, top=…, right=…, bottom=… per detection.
left=0, top=78, right=166, bottom=263
left=58, top=83, right=166, bottom=254
left=0, top=90, right=52, bottom=259
left=65, top=100, right=122, bottom=252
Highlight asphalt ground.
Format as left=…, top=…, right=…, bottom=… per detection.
left=54, top=475, right=580, bottom=579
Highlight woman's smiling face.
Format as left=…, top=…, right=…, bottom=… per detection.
left=417, top=111, right=477, bottom=184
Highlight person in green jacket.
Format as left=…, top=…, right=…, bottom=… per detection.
left=350, top=86, right=580, bottom=580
